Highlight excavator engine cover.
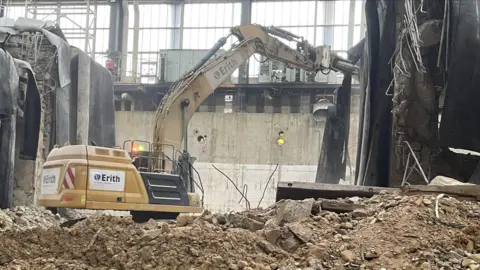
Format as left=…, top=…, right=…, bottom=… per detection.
left=39, top=145, right=202, bottom=221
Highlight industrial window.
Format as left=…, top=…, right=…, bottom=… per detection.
left=182, top=3, right=241, bottom=50
left=182, top=3, right=241, bottom=82
left=126, top=4, right=179, bottom=80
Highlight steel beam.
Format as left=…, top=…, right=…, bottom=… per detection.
left=108, top=0, right=122, bottom=53
left=0, top=0, right=5, bottom=18
left=238, top=0, right=251, bottom=84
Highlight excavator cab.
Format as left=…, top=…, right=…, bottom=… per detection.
left=123, top=140, right=153, bottom=171
left=39, top=143, right=203, bottom=222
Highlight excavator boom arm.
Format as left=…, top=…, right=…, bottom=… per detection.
left=152, top=24, right=356, bottom=171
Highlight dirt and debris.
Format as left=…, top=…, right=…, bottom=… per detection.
left=1, top=191, right=480, bottom=269
left=0, top=206, right=63, bottom=231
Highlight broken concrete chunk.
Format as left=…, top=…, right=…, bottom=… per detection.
left=341, top=222, right=354, bottom=230
left=279, top=232, right=302, bottom=252
left=321, top=200, right=364, bottom=213
left=422, top=198, right=432, bottom=206
left=470, top=264, right=480, bottom=270
left=245, top=218, right=264, bottom=232
left=287, top=222, right=313, bottom=243
left=311, top=200, right=322, bottom=215
left=211, top=255, right=223, bottom=264
left=469, top=254, right=480, bottom=263
left=414, top=196, right=424, bottom=206
left=419, top=261, right=431, bottom=270
left=145, top=218, right=157, bottom=230
left=176, top=215, right=193, bottom=227
left=237, top=260, right=248, bottom=269
left=347, top=196, right=361, bottom=203
left=264, top=218, right=280, bottom=228
left=263, top=225, right=282, bottom=245
left=467, top=240, right=475, bottom=253
left=276, top=199, right=314, bottom=224
left=41, top=264, right=56, bottom=270
left=352, top=209, right=368, bottom=218
left=139, top=230, right=162, bottom=242
left=463, top=259, right=477, bottom=266
left=214, top=214, right=227, bottom=225
left=228, top=263, right=239, bottom=270
left=430, top=175, right=473, bottom=186
left=257, top=240, right=277, bottom=254
left=340, top=250, right=355, bottom=262
left=160, top=223, right=170, bottom=234
left=139, top=246, right=153, bottom=261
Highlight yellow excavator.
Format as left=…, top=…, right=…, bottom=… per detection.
left=39, top=24, right=358, bottom=221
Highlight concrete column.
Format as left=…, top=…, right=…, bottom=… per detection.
left=234, top=89, right=247, bottom=112
left=120, top=100, right=126, bottom=111
left=247, top=92, right=256, bottom=113
left=56, top=83, right=71, bottom=145
left=215, top=94, right=225, bottom=113
left=300, top=91, right=311, bottom=114
left=281, top=94, right=290, bottom=114
left=199, top=96, right=210, bottom=112
left=0, top=115, right=16, bottom=208
left=264, top=97, right=273, bottom=113
left=77, top=53, right=91, bottom=145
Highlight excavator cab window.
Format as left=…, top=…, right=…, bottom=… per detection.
left=123, top=140, right=151, bottom=171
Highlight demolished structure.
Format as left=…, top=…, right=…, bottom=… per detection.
left=350, top=0, right=480, bottom=187
left=0, top=17, right=116, bottom=208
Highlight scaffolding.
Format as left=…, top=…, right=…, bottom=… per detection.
left=21, top=0, right=97, bottom=57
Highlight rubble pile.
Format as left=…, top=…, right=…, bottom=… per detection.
left=0, top=206, right=63, bottom=231
left=1, top=191, right=480, bottom=269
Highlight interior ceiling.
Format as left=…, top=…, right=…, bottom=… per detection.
left=7, top=0, right=309, bottom=5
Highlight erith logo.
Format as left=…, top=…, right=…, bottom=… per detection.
left=93, top=173, right=121, bottom=183
left=89, top=169, right=125, bottom=192
left=213, top=59, right=238, bottom=80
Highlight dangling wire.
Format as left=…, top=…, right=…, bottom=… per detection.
left=257, top=164, right=279, bottom=208
left=212, top=164, right=251, bottom=210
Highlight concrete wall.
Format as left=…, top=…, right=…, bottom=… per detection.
left=116, top=112, right=325, bottom=165
left=116, top=112, right=324, bottom=213
left=10, top=95, right=359, bottom=209
left=115, top=103, right=360, bottom=213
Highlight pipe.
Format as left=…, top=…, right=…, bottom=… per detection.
left=190, top=36, right=228, bottom=73
left=181, top=99, right=190, bottom=153
left=120, top=0, right=129, bottom=80
left=132, top=0, right=139, bottom=82
left=159, top=53, right=166, bottom=82
left=121, top=93, right=135, bottom=111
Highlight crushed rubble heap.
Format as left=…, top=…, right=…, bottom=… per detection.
left=1, top=191, right=480, bottom=269
left=0, top=206, right=63, bottom=231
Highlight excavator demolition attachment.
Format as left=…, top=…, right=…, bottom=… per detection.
left=39, top=24, right=357, bottom=220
